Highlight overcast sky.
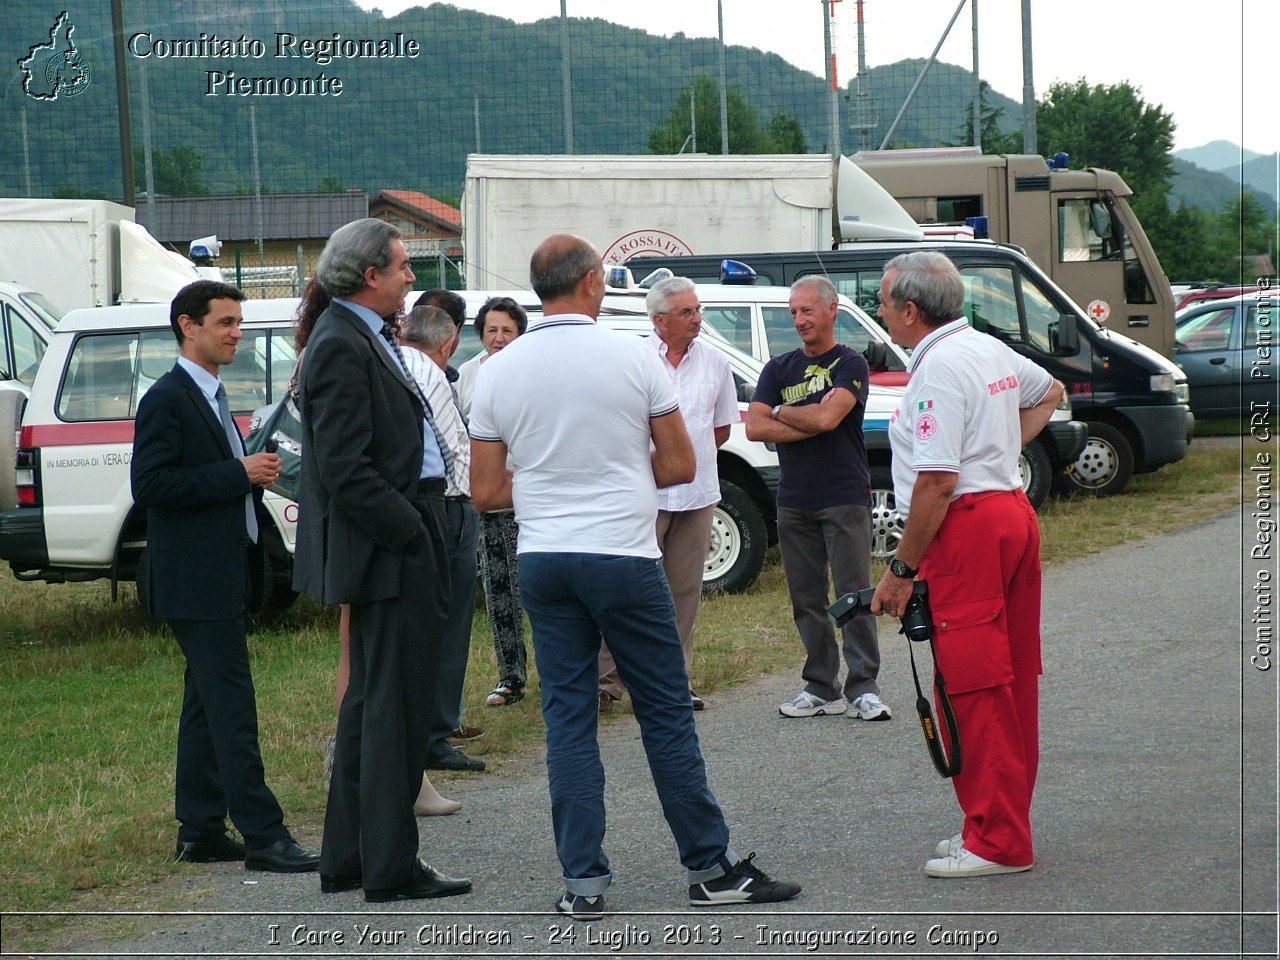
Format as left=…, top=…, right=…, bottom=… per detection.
left=356, top=0, right=1278, bottom=158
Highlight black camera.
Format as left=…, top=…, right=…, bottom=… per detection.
left=826, top=580, right=930, bottom=633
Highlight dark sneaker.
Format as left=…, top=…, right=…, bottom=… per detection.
left=689, top=853, right=801, bottom=906
left=556, top=891, right=605, bottom=921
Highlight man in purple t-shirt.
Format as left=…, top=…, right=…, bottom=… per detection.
left=746, top=276, right=889, bottom=722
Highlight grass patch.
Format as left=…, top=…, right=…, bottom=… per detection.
left=0, top=439, right=1243, bottom=944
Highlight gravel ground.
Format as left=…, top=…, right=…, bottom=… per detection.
left=11, top=506, right=1276, bottom=960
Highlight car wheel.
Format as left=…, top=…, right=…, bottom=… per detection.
left=1057, top=421, right=1134, bottom=497
left=1018, top=440, right=1052, bottom=509
left=869, top=465, right=904, bottom=561
left=703, top=480, right=767, bottom=595
left=251, top=541, right=298, bottom=622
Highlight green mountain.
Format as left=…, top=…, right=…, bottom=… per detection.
left=1, top=1, right=1020, bottom=201
left=1168, top=158, right=1277, bottom=213
left=1174, top=140, right=1263, bottom=172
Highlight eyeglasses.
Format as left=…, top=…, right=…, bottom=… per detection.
left=663, top=306, right=703, bottom=320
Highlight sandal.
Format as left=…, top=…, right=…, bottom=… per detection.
left=486, top=681, right=526, bottom=707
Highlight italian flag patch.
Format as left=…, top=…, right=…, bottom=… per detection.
left=917, top=400, right=933, bottom=411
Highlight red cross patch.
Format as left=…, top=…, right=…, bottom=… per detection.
left=916, top=413, right=938, bottom=441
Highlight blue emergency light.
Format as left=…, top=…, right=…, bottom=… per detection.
left=719, top=259, right=758, bottom=285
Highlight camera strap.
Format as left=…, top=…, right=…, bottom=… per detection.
left=904, top=625, right=962, bottom=779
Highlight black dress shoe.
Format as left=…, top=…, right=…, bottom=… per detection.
left=244, top=839, right=321, bottom=873
left=320, top=873, right=362, bottom=894
left=175, top=832, right=245, bottom=863
left=364, top=860, right=472, bottom=903
left=426, top=748, right=485, bottom=772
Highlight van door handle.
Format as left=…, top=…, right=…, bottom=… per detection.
left=1209, top=357, right=1227, bottom=365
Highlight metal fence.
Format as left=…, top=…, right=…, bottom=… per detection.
left=4, top=0, right=1001, bottom=291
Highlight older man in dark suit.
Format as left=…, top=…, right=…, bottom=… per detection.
left=131, top=279, right=318, bottom=873
left=294, top=218, right=470, bottom=903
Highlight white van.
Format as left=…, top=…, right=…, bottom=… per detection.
left=0, top=298, right=302, bottom=615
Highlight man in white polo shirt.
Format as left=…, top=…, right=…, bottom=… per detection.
left=870, top=251, right=1064, bottom=879
left=597, top=276, right=738, bottom=713
left=470, top=234, right=799, bottom=921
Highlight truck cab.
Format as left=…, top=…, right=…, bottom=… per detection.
left=851, top=151, right=1177, bottom=359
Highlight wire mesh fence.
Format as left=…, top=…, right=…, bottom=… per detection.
left=4, top=0, right=1006, bottom=293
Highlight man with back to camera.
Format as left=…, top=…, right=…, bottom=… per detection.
left=745, top=275, right=890, bottom=722
left=131, top=279, right=319, bottom=873
left=469, top=233, right=800, bottom=920
left=870, top=251, right=1064, bottom=878
left=294, top=218, right=470, bottom=902
left=397, top=305, right=484, bottom=777
left=597, top=276, right=737, bottom=713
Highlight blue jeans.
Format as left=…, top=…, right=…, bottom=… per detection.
left=519, top=552, right=736, bottom=896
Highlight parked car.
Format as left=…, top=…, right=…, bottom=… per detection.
left=0, top=281, right=59, bottom=391
left=1174, top=292, right=1276, bottom=418
left=1173, top=283, right=1270, bottom=313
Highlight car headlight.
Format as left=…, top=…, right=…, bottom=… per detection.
left=1174, top=382, right=1190, bottom=404
left=1150, top=373, right=1176, bottom=394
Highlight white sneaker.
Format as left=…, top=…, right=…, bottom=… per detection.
left=935, top=833, right=963, bottom=858
left=778, top=691, right=848, bottom=717
left=925, top=847, right=1032, bottom=878
left=850, top=692, right=892, bottom=721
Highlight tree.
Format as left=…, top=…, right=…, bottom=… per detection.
left=647, top=75, right=773, bottom=155
left=133, top=145, right=208, bottom=196
left=1035, top=80, right=1175, bottom=216
left=949, top=80, right=1021, bottom=154
left=767, top=112, right=808, bottom=153
left=315, top=175, right=347, bottom=193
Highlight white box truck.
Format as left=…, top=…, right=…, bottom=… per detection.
left=461, top=154, right=923, bottom=290
left=0, top=198, right=205, bottom=317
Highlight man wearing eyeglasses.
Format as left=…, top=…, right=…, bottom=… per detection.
left=597, top=276, right=737, bottom=713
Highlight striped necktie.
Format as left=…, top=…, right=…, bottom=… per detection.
left=380, top=323, right=452, bottom=473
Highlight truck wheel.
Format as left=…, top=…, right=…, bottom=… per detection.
left=869, top=465, right=904, bottom=561
left=1018, top=440, right=1052, bottom=509
left=703, top=480, right=767, bottom=595
left=1058, top=421, right=1134, bottom=497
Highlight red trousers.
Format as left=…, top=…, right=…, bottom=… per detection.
left=920, top=490, right=1042, bottom=866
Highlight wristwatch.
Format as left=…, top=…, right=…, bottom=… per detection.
left=888, top=557, right=918, bottom=579
left=771, top=404, right=783, bottom=420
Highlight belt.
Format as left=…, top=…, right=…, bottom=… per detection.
left=416, top=477, right=446, bottom=496
left=952, top=490, right=1013, bottom=509
left=444, top=494, right=471, bottom=503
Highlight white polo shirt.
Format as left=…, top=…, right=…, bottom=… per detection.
left=650, top=333, right=738, bottom=513
left=469, top=314, right=680, bottom=558
left=888, top=318, right=1054, bottom=518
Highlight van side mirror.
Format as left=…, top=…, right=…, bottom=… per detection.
left=1052, top=314, right=1080, bottom=356
left=862, top=340, right=889, bottom=371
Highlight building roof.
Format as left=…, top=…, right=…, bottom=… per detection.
left=147, top=192, right=369, bottom=245
left=371, top=190, right=462, bottom=235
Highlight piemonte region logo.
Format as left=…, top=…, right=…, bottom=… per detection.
left=18, top=11, right=92, bottom=100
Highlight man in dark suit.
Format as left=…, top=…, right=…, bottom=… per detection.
left=294, top=218, right=471, bottom=903
left=131, top=280, right=319, bottom=873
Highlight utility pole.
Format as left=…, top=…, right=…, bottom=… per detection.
left=852, top=0, right=875, bottom=152
left=560, top=0, right=574, bottom=154
left=971, top=0, right=981, bottom=150
left=1021, top=0, right=1036, bottom=153
left=110, top=0, right=135, bottom=206
left=717, top=0, right=729, bottom=154
left=824, top=0, right=841, bottom=159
